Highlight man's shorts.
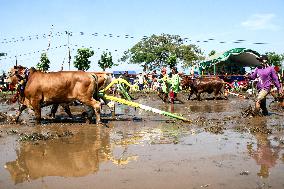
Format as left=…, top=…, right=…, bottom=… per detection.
left=256, top=89, right=269, bottom=101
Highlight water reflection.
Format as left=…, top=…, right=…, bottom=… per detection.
left=5, top=126, right=137, bottom=184
left=247, top=120, right=282, bottom=178
left=4, top=122, right=194, bottom=184
left=188, top=104, right=225, bottom=113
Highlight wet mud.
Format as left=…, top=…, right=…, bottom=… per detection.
left=0, top=93, right=284, bottom=189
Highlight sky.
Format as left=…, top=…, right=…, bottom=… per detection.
left=0, top=0, right=284, bottom=73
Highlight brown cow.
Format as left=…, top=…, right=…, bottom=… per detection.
left=182, top=76, right=226, bottom=100
left=8, top=68, right=105, bottom=124
left=49, top=72, right=113, bottom=118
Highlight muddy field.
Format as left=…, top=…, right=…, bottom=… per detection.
left=0, top=92, right=284, bottom=189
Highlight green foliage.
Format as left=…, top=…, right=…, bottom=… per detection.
left=167, top=54, right=177, bottom=68
left=36, top=53, right=50, bottom=72
left=120, top=33, right=204, bottom=71
left=98, top=51, right=118, bottom=71
left=73, top=48, right=94, bottom=71
left=265, top=52, right=284, bottom=67
left=209, top=50, right=216, bottom=56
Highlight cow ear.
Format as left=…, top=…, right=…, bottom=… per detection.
left=29, top=67, right=37, bottom=74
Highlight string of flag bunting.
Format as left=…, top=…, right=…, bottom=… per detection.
left=0, top=31, right=268, bottom=46
left=0, top=43, right=121, bottom=61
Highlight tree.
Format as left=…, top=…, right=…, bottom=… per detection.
left=120, top=33, right=204, bottom=71
left=98, top=51, right=118, bottom=71
left=73, top=48, right=94, bottom=71
left=209, top=50, right=216, bottom=56
left=265, top=52, right=284, bottom=67
left=36, top=53, right=50, bottom=72
left=166, top=54, right=177, bottom=68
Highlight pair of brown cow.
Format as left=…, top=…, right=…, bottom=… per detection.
left=181, top=76, right=227, bottom=101
left=8, top=66, right=112, bottom=124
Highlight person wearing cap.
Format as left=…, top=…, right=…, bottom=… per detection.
left=157, top=67, right=170, bottom=102
left=247, top=55, right=282, bottom=115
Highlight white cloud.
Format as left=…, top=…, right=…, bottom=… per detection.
left=241, top=13, right=279, bottom=31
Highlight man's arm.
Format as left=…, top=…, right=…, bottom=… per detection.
left=271, top=67, right=281, bottom=90
left=248, top=68, right=258, bottom=80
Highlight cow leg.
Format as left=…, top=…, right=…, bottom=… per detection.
left=34, top=108, right=41, bottom=124
left=93, top=102, right=101, bottom=124
left=31, top=101, right=41, bottom=124
left=82, top=100, right=101, bottom=124
left=197, top=93, right=201, bottom=101
left=15, top=104, right=27, bottom=122
left=214, top=90, right=219, bottom=100
left=50, top=104, right=72, bottom=118
left=187, top=91, right=194, bottom=100
left=49, top=104, right=59, bottom=118
left=84, top=106, right=94, bottom=123
left=62, top=104, right=73, bottom=118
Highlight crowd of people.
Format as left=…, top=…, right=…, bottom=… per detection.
left=120, top=67, right=183, bottom=103
left=117, top=54, right=283, bottom=115
left=1, top=54, right=283, bottom=115
left=0, top=72, right=15, bottom=93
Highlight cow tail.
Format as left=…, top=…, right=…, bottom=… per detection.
left=91, top=74, right=99, bottom=100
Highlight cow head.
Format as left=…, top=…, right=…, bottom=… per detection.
left=181, top=75, right=195, bottom=90
left=7, top=66, right=37, bottom=84
left=7, top=66, right=25, bottom=85
left=7, top=66, right=36, bottom=102
left=94, top=72, right=115, bottom=108
left=96, top=72, right=113, bottom=91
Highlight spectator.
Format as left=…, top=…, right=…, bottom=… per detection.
left=157, top=67, right=170, bottom=102
left=137, top=73, right=144, bottom=91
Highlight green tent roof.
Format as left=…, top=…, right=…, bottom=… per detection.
left=199, top=48, right=261, bottom=69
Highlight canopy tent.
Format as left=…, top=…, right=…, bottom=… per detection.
left=199, top=48, right=261, bottom=70
left=113, top=71, right=136, bottom=75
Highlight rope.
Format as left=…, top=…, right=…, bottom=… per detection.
left=99, top=78, right=191, bottom=122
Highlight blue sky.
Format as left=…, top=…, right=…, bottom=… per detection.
left=1, top=0, right=284, bottom=73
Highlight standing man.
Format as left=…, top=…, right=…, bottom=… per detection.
left=158, top=67, right=170, bottom=102
left=137, top=73, right=144, bottom=91
left=248, top=55, right=282, bottom=115
left=169, top=67, right=182, bottom=104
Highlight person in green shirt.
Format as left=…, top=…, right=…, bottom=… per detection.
left=169, top=67, right=182, bottom=104
left=157, top=67, right=170, bottom=102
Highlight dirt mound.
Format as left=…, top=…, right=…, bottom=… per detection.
left=0, top=112, right=7, bottom=122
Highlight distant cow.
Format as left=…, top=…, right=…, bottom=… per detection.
left=182, top=76, right=226, bottom=100
left=8, top=67, right=106, bottom=124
